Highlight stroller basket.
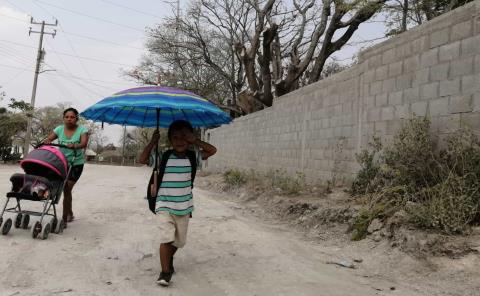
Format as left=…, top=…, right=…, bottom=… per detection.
left=8, top=174, right=62, bottom=203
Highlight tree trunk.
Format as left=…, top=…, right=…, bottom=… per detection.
left=401, top=0, right=408, bottom=32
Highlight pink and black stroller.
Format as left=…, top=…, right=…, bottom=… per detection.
left=0, top=144, right=73, bottom=239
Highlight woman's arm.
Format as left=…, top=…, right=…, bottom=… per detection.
left=78, top=133, right=89, bottom=149
left=43, top=132, right=58, bottom=144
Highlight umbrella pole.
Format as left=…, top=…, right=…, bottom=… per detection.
left=155, top=108, right=160, bottom=170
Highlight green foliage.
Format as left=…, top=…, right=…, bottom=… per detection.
left=0, top=110, right=27, bottom=161
left=382, top=117, right=436, bottom=192
left=350, top=135, right=382, bottom=195
left=8, top=98, right=32, bottom=112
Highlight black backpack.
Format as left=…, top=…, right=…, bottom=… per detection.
left=146, top=149, right=197, bottom=214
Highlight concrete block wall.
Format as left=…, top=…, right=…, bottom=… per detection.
left=206, top=1, right=480, bottom=182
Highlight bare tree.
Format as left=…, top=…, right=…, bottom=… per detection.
left=385, top=0, right=473, bottom=35
left=134, top=0, right=386, bottom=113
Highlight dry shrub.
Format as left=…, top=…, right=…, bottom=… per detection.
left=223, top=168, right=306, bottom=195
left=351, top=186, right=407, bottom=240
left=409, top=174, right=479, bottom=234
left=351, top=117, right=480, bottom=237
left=223, top=169, right=247, bottom=188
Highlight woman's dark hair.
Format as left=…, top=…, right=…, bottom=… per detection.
left=168, top=120, right=193, bottom=140
left=63, top=107, right=79, bottom=118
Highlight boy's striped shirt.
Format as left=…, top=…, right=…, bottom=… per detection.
left=156, top=154, right=193, bottom=215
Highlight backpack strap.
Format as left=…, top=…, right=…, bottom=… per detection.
left=186, top=150, right=197, bottom=188
left=147, top=149, right=173, bottom=214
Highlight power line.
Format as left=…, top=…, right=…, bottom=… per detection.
left=0, top=45, right=33, bottom=66
left=0, top=62, right=129, bottom=88
left=0, top=10, right=144, bottom=51
left=53, top=71, right=106, bottom=98
left=51, top=68, right=119, bottom=93
left=31, top=0, right=94, bottom=79
left=45, top=41, right=73, bottom=73
left=44, top=70, right=132, bottom=86
left=0, top=62, right=30, bottom=71
left=43, top=74, right=79, bottom=102
left=0, top=11, right=30, bottom=23
left=1, top=63, right=33, bottom=87
left=61, top=30, right=144, bottom=51
left=98, top=0, right=162, bottom=19
left=3, top=0, right=31, bottom=16
left=35, top=0, right=146, bottom=33
left=0, top=40, right=137, bottom=67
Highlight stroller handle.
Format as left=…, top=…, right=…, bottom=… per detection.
left=34, top=143, right=79, bottom=157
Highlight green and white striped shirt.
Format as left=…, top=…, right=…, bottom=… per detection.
left=156, top=154, right=193, bottom=215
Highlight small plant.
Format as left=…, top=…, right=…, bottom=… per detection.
left=223, top=169, right=247, bottom=188
left=351, top=186, right=407, bottom=240
left=264, top=169, right=306, bottom=195
left=350, top=135, right=382, bottom=195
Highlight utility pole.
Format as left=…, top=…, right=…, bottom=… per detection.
left=23, top=18, right=57, bottom=156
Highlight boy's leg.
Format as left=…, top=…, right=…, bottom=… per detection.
left=160, top=243, right=175, bottom=272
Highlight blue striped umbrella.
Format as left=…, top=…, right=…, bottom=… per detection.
left=80, top=86, right=232, bottom=128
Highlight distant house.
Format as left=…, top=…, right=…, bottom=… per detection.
left=85, top=149, right=97, bottom=161
left=98, top=149, right=122, bottom=163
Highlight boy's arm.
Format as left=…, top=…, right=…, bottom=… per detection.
left=183, top=129, right=217, bottom=160
left=139, top=130, right=159, bottom=165
left=193, top=139, right=217, bottom=160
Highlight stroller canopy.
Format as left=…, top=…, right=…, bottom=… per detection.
left=20, top=146, right=68, bottom=179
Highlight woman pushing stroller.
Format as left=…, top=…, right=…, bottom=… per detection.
left=44, top=108, right=88, bottom=227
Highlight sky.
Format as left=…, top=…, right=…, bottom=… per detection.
left=0, top=0, right=387, bottom=144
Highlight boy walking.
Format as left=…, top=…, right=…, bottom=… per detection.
left=139, top=120, right=217, bottom=286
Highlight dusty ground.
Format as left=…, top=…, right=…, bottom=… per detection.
left=196, top=173, right=480, bottom=296
left=0, top=165, right=478, bottom=296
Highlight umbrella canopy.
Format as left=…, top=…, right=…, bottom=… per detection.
left=80, top=86, right=231, bottom=128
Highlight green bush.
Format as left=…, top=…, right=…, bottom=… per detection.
left=380, top=117, right=437, bottom=193
left=350, top=135, right=382, bottom=195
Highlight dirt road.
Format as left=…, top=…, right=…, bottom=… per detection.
left=0, top=164, right=420, bottom=296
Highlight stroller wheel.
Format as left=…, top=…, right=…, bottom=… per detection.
left=31, top=221, right=42, bottom=239
left=41, top=222, right=51, bottom=240
left=14, top=213, right=23, bottom=228
left=1, top=218, right=12, bottom=235
left=21, top=214, right=30, bottom=229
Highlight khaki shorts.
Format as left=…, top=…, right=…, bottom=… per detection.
left=157, top=211, right=190, bottom=248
